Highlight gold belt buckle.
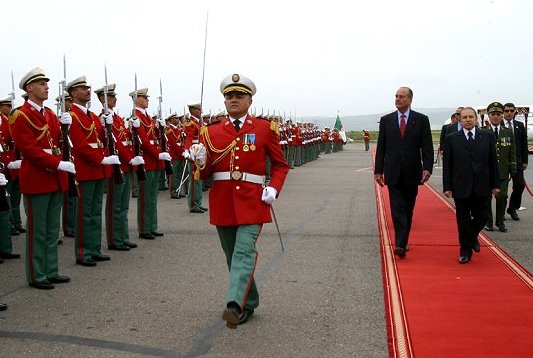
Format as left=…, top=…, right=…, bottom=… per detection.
left=231, top=171, right=242, bottom=180
left=52, top=148, right=62, bottom=155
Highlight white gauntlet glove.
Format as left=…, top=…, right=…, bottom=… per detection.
left=189, top=144, right=206, bottom=165
left=130, top=118, right=140, bottom=128
left=57, top=161, right=76, bottom=174
left=101, top=155, right=121, bottom=165
left=157, top=118, right=166, bottom=128
left=100, top=112, right=113, bottom=125
left=59, top=112, right=72, bottom=125
left=158, top=152, right=172, bottom=161
left=129, top=155, right=145, bottom=166
left=261, top=186, right=278, bottom=205
left=182, top=150, right=191, bottom=160
left=7, top=160, right=22, bottom=170
left=0, top=173, right=8, bottom=186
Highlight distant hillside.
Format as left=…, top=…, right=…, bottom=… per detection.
left=301, top=108, right=456, bottom=131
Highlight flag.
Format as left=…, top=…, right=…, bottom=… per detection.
left=333, top=114, right=347, bottom=143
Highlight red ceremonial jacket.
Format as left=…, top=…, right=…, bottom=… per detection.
left=183, top=116, right=202, bottom=150
left=69, top=104, right=109, bottom=182
left=166, top=124, right=185, bottom=161
left=109, top=112, right=135, bottom=174
left=135, top=109, right=163, bottom=172
left=200, top=116, right=289, bottom=226
left=0, top=113, right=17, bottom=180
left=8, top=101, right=67, bottom=194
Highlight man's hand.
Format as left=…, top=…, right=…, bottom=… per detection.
left=59, top=112, right=72, bottom=125
left=374, top=174, right=385, bottom=187
left=7, top=160, right=22, bottom=170
left=130, top=118, right=140, bottom=128
left=261, top=186, right=278, bottom=205
left=101, top=112, right=113, bottom=126
left=57, top=161, right=76, bottom=174
left=129, top=156, right=145, bottom=166
left=158, top=152, right=172, bottom=161
left=492, top=188, right=501, bottom=197
left=0, top=173, right=8, bottom=186
left=421, top=170, right=431, bottom=184
left=101, top=155, right=121, bottom=165
left=444, top=191, right=452, bottom=198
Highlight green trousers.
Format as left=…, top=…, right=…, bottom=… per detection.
left=75, top=179, right=104, bottom=261
left=7, top=179, right=22, bottom=231
left=106, top=172, right=132, bottom=247
left=287, top=145, right=296, bottom=168
left=0, top=208, right=12, bottom=254
left=216, top=224, right=261, bottom=311
left=171, top=160, right=186, bottom=197
left=138, top=170, right=160, bottom=234
left=187, top=161, right=203, bottom=210
left=488, top=178, right=510, bottom=227
left=23, top=192, right=62, bottom=283
left=62, top=194, right=77, bottom=235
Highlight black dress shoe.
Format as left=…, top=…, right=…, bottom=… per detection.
left=0, top=302, right=7, bottom=311
left=92, top=254, right=111, bottom=262
left=190, top=208, right=204, bottom=213
left=58, top=239, right=63, bottom=245
left=76, top=259, right=97, bottom=267
left=484, top=225, right=494, bottom=231
left=458, top=255, right=471, bottom=264
left=473, top=241, right=481, bottom=253
left=29, top=281, right=55, bottom=290
left=139, top=233, right=155, bottom=240
left=200, top=206, right=208, bottom=211
left=151, top=231, right=164, bottom=237
left=394, top=247, right=406, bottom=258
left=108, top=244, right=130, bottom=251
left=222, top=307, right=241, bottom=329
left=507, top=208, right=520, bottom=221
left=16, top=227, right=27, bottom=233
left=132, top=193, right=138, bottom=198
left=10, top=229, right=19, bottom=236
left=48, top=275, right=70, bottom=284
left=64, top=231, right=75, bottom=238
left=239, top=309, right=254, bottom=325
left=124, top=242, right=138, bottom=248
left=0, top=258, right=4, bottom=264
left=498, top=224, right=508, bottom=233
left=0, top=252, right=21, bottom=259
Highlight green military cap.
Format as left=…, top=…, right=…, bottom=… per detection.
left=129, top=88, right=149, bottom=98
left=94, top=83, right=116, bottom=96
left=487, top=101, right=504, bottom=113
left=19, top=67, right=50, bottom=90
left=67, top=76, right=91, bottom=92
left=0, top=96, right=12, bottom=105
left=220, top=73, right=256, bottom=96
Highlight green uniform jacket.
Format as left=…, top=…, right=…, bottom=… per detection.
left=481, top=125, right=517, bottom=179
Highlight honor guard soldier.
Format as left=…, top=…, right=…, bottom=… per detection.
left=130, top=88, right=171, bottom=239
left=95, top=84, right=143, bottom=250
left=1, top=96, right=25, bottom=238
left=183, top=103, right=207, bottom=213
left=166, top=113, right=186, bottom=199
left=68, top=76, right=119, bottom=266
left=9, top=68, right=73, bottom=288
left=482, top=102, right=516, bottom=233
left=55, top=94, right=76, bottom=239
left=194, top=73, right=289, bottom=328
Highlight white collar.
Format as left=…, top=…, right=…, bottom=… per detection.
left=27, top=99, right=43, bottom=113
left=73, top=102, right=88, bottom=114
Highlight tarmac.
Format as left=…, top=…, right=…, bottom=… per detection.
left=1, top=143, right=531, bottom=357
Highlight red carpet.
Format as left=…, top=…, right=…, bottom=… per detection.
left=374, top=180, right=533, bottom=357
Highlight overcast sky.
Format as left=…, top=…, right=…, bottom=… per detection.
left=1, top=0, right=532, bottom=119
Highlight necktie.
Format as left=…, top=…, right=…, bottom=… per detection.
left=467, top=131, right=474, bottom=149
left=494, top=126, right=498, bottom=138
left=40, top=108, right=44, bottom=115
left=399, top=114, right=406, bottom=138
left=234, top=120, right=241, bottom=132
left=507, top=121, right=513, bottom=130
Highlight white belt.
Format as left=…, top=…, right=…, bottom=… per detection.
left=88, top=142, right=102, bottom=149
left=149, top=140, right=160, bottom=145
left=43, top=148, right=62, bottom=155
left=122, top=140, right=132, bottom=146
left=212, top=171, right=265, bottom=185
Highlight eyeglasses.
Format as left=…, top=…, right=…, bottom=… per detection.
left=504, top=109, right=515, bottom=113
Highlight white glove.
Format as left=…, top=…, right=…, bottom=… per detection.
left=129, top=155, right=145, bottom=166
left=261, top=186, right=278, bottom=205
left=157, top=118, right=166, bottom=128
left=101, top=155, right=121, bottom=165
left=7, top=160, right=22, bottom=170
left=0, top=173, right=8, bottom=186
left=182, top=150, right=191, bottom=160
left=59, top=112, right=72, bottom=125
left=190, top=143, right=206, bottom=165
left=158, top=152, right=172, bottom=161
left=130, top=118, right=140, bottom=128
left=101, top=112, right=113, bottom=125
left=57, top=161, right=76, bottom=174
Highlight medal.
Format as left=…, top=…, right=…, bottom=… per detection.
left=249, top=133, right=256, bottom=151
left=52, top=148, right=61, bottom=155
left=250, top=144, right=256, bottom=151
left=243, top=144, right=250, bottom=152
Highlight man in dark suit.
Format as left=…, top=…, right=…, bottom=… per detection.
left=443, top=107, right=500, bottom=264
left=503, top=103, right=529, bottom=221
left=439, top=107, right=463, bottom=153
left=374, top=87, right=434, bottom=258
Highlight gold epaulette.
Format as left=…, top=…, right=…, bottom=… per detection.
left=200, top=126, right=208, bottom=135
left=184, top=120, right=194, bottom=127
left=8, top=109, right=22, bottom=125
left=270, top=120, right=280, bottom=137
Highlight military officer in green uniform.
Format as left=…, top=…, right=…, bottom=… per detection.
left=482, top=102, right=516, bottom=233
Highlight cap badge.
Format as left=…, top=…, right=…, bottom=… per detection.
left=232, top=74, right=240, bottom=82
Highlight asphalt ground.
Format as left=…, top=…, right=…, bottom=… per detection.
left=1, top=144, right=388, bottom=357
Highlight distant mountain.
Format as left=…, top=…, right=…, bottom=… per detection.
left=301, top=108, right=456, bottom=131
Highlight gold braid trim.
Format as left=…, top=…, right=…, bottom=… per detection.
left=71, top=112, right=98, bottom=140
left=10, top=110, right=49, bottom=141
left=200, top=126, right=236, bottom=166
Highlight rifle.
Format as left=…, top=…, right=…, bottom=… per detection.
left=0, top=147, right=12, bottom=212
left=131, top=73, right=146, bottom=182
left=60, top=55, right=79, bottom=198
left=158, top=79, right=173, bottom=176
left=103, top=65, right=124, bottom=184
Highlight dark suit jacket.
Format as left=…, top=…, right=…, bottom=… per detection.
left=375, top=110, right=434, bottom=186
left=443, top=129, right=500, bottom=198
left=507, top=120, right=529, bottom=165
